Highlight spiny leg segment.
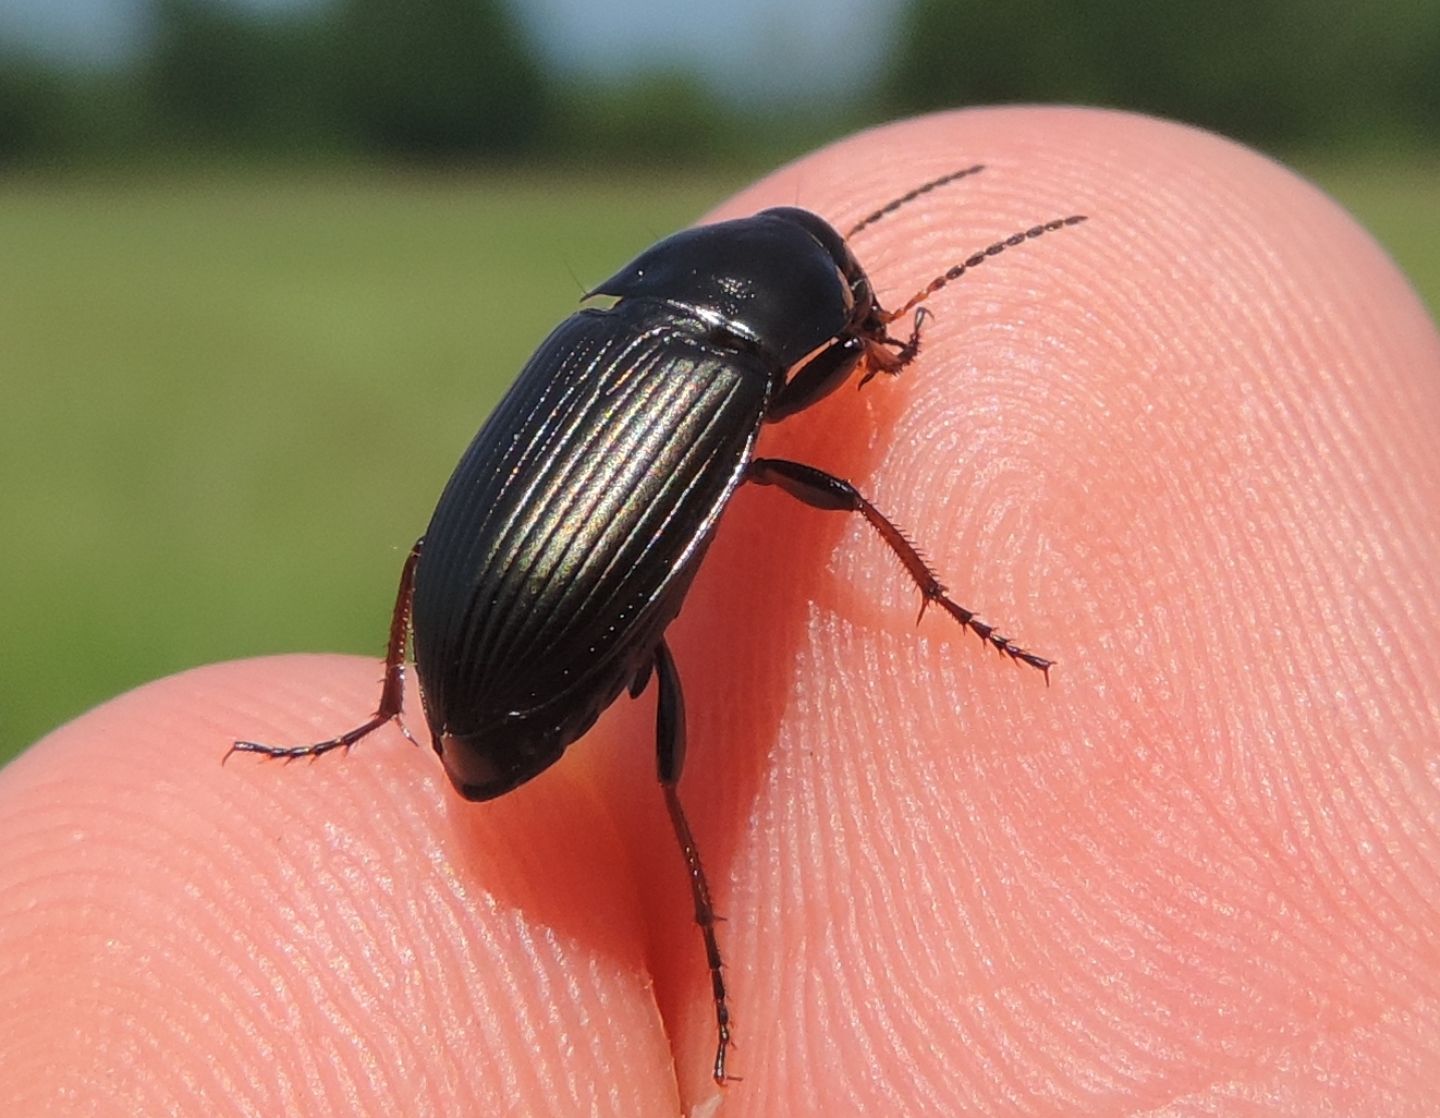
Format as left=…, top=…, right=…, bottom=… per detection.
left=226, top=539, right=424, bottom=762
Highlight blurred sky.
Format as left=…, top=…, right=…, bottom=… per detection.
left=0, top=0, right=901, bottom=106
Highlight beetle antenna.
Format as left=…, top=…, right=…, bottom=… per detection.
left=846, top=164, right=986, bottom=238
left=882, top=214, right=1088, bottom=324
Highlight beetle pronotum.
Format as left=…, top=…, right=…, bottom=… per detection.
left=232, top=166, right=1084, bottom=1083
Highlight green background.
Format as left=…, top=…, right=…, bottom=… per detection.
left=1, top=160, right=1436, bottom=761
left=3, top=0, right=1439, bottom=761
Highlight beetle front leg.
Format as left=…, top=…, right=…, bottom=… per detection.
left=767, top=333, right=865, bottom=422
left=652, top=640, right=733, bottom=1084
left=748, top=458, right=1052, bottom=677
left=227, top=538, right=425, bottom=762
left=770, top=312, right=933, bottom=421
left=863, top=305, right=930, bottom=384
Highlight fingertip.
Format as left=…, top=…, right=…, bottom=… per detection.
left=0, top=657, right=683, bottom=1114
left=669, top=109, right=1440, bottom=1109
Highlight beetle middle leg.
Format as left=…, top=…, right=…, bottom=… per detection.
left=650, top=639, right=732, bottom=1084
left=227, top=539, right=424, bottom=762
left=748, top=458, right=1052, bottom=677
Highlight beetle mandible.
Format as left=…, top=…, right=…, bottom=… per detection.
left=231, top=165, right=1085, bottom=1084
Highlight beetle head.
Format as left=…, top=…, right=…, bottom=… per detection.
left=756, top=206, right=875, bottom=318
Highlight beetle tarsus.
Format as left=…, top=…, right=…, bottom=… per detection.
left=859, top=305, right=932, bottom=388
left=931, top=595, right=1054, bottom=681
left=885, top=304, right=931, bottom=371
left=664, top=782, right=732, bottom=1085
left=228, top=540, right=423, bottom=766
left=227, top=711, right=396, bottom=763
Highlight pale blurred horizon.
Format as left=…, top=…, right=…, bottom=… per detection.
left=0, top=0, right=900, bottom=108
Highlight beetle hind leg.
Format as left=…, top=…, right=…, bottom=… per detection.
left=747, top=458, right=1053, bottom=679
left=652, top=640, right=733, bottom=1084
left=226, top=539, right=424, bottom=763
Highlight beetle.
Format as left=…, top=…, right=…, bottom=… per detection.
left=231, top=165, right=1085, bottom=1084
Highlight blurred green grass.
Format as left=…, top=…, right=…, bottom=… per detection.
left=1, top=160, right=1436, bottom=762
left=0, top=168, right=739, bottom=759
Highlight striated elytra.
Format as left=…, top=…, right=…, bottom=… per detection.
left=231, top=166, right=1085, bottom=1084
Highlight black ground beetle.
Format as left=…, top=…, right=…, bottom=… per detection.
left=231, top=165, right=1085, bottom=1084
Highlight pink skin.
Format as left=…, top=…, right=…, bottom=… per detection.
left=3, top=107, right=1439, bottom=1116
